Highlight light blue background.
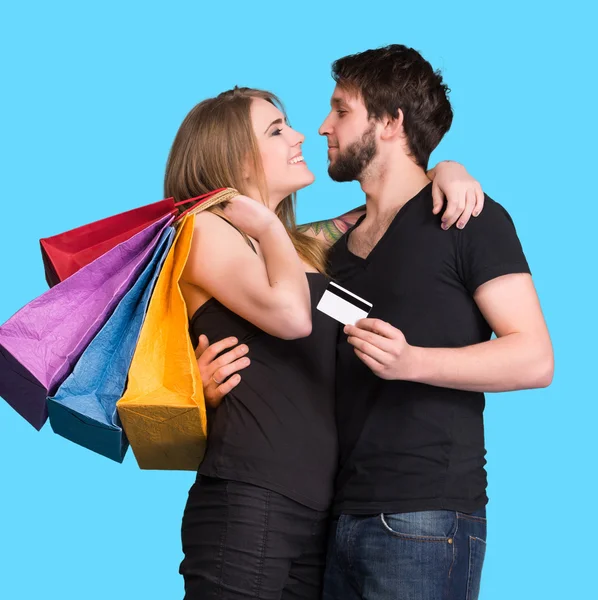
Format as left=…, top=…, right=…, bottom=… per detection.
left=0, top=1, right=595, bottom=598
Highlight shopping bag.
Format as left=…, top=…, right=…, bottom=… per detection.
left=0, top=214, right=174, bottom=430
left=40, top=199, right=177, bottom=287
left=47, top=226, right=176, bottom=462
left=39, top=190, right=224, bottom=287
left=116, top=214, right=207, bottom=470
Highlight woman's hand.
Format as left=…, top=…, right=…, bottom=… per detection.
left=222, top=194, right=280, bottom=240
left=428, top=161, right=485, bottom=229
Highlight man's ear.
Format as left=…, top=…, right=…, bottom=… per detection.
left=380, top=108, right=405, bottom=141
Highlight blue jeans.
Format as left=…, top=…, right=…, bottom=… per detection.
left=323, top=509, right=487, bottom=600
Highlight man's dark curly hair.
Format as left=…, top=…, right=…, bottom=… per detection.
left=332, top=45, right=453, bottom=169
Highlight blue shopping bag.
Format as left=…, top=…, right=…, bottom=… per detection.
left=47, top=226, right=176, bottom=462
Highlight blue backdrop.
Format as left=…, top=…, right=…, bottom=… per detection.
left=0, top=1, right=594, bottom=598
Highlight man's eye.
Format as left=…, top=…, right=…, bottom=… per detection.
left=337, top=110, right=347, bottom=117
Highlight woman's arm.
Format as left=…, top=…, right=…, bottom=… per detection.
left=428, top=160, right=485, bottom=228
left=297, top=161, right=485, bottom=246
left=297, top=205, right=366, bottom=245
left=182, top=196, right=312, bottom=340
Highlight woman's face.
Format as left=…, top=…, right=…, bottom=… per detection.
left=249, top=97, right=315, bottom=209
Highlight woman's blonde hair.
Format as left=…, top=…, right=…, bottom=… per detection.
left=164, top=87, right=328, bottom=273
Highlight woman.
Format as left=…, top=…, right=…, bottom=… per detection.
left=164, top=87, right=482, bottom=600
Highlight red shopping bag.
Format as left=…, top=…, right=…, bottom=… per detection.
left=39, top=190, right=225, bottom=287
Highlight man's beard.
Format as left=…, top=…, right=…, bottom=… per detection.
left=328, top=123, right=377, bottom=182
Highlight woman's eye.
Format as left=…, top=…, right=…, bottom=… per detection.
left=272, top=128, right=283, bottom=136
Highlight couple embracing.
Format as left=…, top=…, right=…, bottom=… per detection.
left=162, top=44, right=553, bottom=600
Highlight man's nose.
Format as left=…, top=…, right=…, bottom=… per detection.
left=319, top=114, right=332, bottom=136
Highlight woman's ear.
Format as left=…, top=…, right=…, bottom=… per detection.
left=241, top=154, right=253, bottom=182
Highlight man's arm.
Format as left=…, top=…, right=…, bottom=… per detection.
left=344, top=273, right=553, bottom=392
left=345, top=193, right=553, bottom=393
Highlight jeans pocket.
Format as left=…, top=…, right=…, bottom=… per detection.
left=466, top=536, right=487, bottom=600
left=457, top=510, right=487, bottom=524
left=379, top=510, right=458, bottom=541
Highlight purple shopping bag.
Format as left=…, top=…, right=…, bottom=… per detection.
left=0, top=213, right=174, bottom=430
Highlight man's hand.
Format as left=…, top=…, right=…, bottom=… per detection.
left=344, top=319, right=416, bottom=381
left=429, top=161, right=485, bottom=230
left=195, top=335, right=250, bottom=408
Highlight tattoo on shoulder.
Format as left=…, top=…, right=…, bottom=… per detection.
left=297, top=205, right=366, bottom=244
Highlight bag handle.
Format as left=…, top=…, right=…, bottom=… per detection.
left=174, top=188, right=240, bottom=222
left=173, top=189, right=227, bottom=208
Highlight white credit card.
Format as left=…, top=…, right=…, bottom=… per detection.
left=316, top=281, right=373, bottom=325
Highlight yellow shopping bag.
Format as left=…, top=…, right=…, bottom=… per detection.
left=117, top=213, right=206, bottom=470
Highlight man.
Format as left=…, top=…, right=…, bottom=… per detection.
left=311, top=45, right=553, bottom=600
left=195, top=45, right=553, bottom=599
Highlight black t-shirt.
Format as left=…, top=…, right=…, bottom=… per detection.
left=189, top=273, right=339, bottom=512
left=328, top=182, right=530, bottom=515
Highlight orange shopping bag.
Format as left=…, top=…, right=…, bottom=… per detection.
left=116, top=213, right=205, bottom=470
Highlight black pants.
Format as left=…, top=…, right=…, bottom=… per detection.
left=180, top=476, right=330, bottom=600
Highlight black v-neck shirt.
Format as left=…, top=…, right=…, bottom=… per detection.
left=328, top=183, right=530, bottom=515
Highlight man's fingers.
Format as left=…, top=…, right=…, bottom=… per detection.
left=345, top=326, right=393, bottom=353
left=431, top=180, right=445, bottom=215
left=350, top=319, right=399, bottom=340
left=456, top=189, right=476, bottom=229
left=347, top=335, right=388, bottom=364
left=354, top=348, right=385, bottom=374
left=212, top=357, right=251, bottom=386
left=209, top=344, right=249, bottom=372
left=199, top=337, right=241, bottom=366
left=195, top=334, right=210, bottom=360
left=205, top=374, right=242, bottom=409
left=217, top=374, right=242, bottom=397
left=473, top=185, right=485, bottom=217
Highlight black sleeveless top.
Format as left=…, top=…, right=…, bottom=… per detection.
left=189, top=273, right=339, bottom=511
